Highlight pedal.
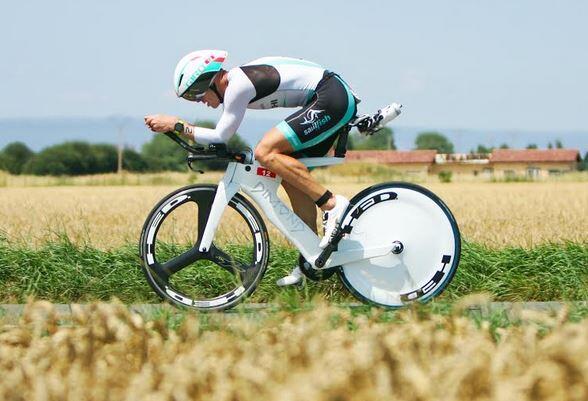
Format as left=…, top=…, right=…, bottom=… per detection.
left=354, top=103, right=402, bottom=135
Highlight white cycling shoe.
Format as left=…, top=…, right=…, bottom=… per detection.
left=276, top=195, right=349, bottom=286
left=276, top=266, right=303, bottom=287
left=319, top=195, right=350, bottom=249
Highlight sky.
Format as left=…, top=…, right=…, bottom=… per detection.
left=1, top=0, right=587, bottom=137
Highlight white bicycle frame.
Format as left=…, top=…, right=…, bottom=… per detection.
left=198, top=157, right=395, bottom=269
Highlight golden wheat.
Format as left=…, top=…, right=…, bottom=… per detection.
left=0, top=300, right=586, bottom=401
left=1, top=180, right=586, bottom=248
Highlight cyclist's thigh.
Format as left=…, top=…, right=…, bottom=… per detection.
left=255, top=127, right=295, bottom=155
left=274, top=74, right=357, bottom=155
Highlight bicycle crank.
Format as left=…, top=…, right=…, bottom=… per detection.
left=298, top=254, right=338, bottom=281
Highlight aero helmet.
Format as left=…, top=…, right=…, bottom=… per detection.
left=173, top=50, right=227, bottom=100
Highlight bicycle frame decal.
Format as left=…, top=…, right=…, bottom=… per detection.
left=256, top=167, right=276, bottom=178
left=343, top=190, right=398, bottom=225
left=249, top=181, right=306, bottom=232
left=400, top=254, right=451, bottom=302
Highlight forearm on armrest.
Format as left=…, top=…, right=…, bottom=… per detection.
left=181, top=124, right=229, bottom=145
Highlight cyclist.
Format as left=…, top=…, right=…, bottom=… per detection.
left=145, top=50, right=358, bottom=286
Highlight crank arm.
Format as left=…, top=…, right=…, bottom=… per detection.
left=313, top=244, right=394, bottom=269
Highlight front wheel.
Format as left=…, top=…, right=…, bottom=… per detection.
left=338, top=182, right=461, bottom=308
left=139, top=184, right=270, bottom=311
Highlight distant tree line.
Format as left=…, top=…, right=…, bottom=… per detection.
left=2, top=123, right=586, bottom=174
left=349, top=125, right=576, bottom=155
left=349, top=129, right=456, bottom=153
left=0, top=121, right=248, bottom=176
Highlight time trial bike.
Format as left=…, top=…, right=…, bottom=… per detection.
left=139, top=104, right=461, bottom=311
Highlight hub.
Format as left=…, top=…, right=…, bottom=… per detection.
left=391, top=241, right=404, bottom=254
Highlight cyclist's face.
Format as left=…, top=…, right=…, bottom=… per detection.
left=197, top=89, right=221, bottom=109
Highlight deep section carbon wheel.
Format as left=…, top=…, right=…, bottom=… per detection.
left=139, top=184, right=269, bottom=311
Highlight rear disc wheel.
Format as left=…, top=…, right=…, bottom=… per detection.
left=338, top=182, right=461, bottom=308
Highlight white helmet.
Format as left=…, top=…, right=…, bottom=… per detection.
left=173, top=50, right=228, bottom=100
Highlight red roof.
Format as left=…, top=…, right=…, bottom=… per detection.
left=346, top=150, right=437, bottom=164
left=490, top=149, right=580, bottom=163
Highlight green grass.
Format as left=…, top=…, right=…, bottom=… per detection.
left=0, top=237, right=586, bottom=304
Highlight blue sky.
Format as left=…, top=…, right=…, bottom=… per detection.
left=1, top=0, right=587, bottom=136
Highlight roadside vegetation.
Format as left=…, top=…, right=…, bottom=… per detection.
left=1, top=299, right=587, bottom=401
left=0, top=238, right=585, bottom=304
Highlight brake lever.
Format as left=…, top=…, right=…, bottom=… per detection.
left=187, top=155, right=204, bottom=174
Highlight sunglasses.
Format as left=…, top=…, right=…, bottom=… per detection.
left=181, top=71, right=217, bottom=101
left=182, top=85, right=210, bottom=101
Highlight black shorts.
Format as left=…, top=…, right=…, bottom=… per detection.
left=276, top=72, right=357, bottom=157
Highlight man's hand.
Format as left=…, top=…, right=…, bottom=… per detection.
left=144, top=114, right=178, bottom=133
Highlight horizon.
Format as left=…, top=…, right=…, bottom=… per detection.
left=1, top=115, right=586, bottom=155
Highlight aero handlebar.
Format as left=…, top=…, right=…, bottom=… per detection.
left=163, top=132, right=251, bottom=166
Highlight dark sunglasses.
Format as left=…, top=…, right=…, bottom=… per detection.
left=181, top=71, right=217, bottom=101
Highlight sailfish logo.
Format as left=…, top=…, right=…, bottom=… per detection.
left=300, top=109, right=325, bottom=126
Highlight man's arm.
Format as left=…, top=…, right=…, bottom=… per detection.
left=145, top=68, right=256, bottom=144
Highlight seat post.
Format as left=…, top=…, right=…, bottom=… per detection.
left=334, top=125, right=351, bottom=158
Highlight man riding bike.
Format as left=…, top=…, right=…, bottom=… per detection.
left=145, top=50, right=358, bottom=286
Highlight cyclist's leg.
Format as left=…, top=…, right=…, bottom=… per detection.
left=282, top=180, right=318, bottom=234
left=276, top=178, right=319, bottom=286
left=255, top=129, right=333, bottom=208
left=255, top=73, right=357, bottom=211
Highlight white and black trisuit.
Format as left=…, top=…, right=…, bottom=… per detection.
left=191, top=56, right=358, bottom=157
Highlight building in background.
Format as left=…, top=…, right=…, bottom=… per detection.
left=345, top=150, right=437, bottom=179
left=488, top=149, right=581, bottom=178
left=345, top=149, right=581, bottom=179
left=431, top=153, right=491, bottom=178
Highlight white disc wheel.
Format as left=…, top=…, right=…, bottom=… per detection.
left=338, top=182, right=461, bottom=308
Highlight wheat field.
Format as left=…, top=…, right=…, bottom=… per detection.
left=0, top=300, right=587, bottom=401
left=1, top=180, right=586, bottom=249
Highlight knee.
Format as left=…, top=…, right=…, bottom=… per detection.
left=254, top=144, right=276, bottom=166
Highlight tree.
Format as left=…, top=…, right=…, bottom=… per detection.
left=555, top=139, right=564, bottom=149
left=141, top=134, right=187, bottom=172
left=92, top=144, right=118, bottom=173
left=548, top=142, right=553, bottom=149
left=22, top=142, right=127, bottom=175
left=24, top=141, right=100, bottom=175
left=474, top=144, right=493, bottom=154
left=415, top=132, right=454, bottom=153
left=123, top=148, right=148, bottom=172
left=499, top=143, right=509, bottom=149
left=348, top=127, right=395, bottom=150
left=526, top=144, right=538, bottom=149
left=0, top=142, right=35, bottom=174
